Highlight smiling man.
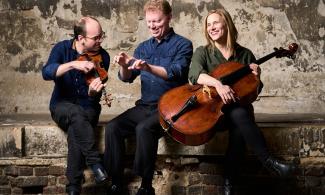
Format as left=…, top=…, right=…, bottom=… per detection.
left=42, top=16, right=109, bottom=195
left=104, top=1, right=193, bottom=195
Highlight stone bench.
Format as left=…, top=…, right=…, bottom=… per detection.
left=0, top=113, right=324, bottom=158
left=0, top=114, right=324, bottom=195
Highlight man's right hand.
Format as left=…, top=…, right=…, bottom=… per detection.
left=113, top=52, right=134, bottom=68
left=73, top=61, right=95, bottom=73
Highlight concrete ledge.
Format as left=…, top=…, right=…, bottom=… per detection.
left=0, top=114, right=324, bottom=158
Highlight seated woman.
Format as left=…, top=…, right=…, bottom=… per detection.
left=188, top=8, right=296, bottom=195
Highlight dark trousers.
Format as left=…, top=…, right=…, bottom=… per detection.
left=104, top=104, right=164, bottom=184
left=50, top=101, right=101, bottom=191
left=222, top=104, right=269, bottom=179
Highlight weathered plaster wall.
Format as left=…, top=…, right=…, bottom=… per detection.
left=0, top=0, right=324, bottom=115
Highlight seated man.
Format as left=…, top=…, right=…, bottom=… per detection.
left=42, top=16, right=109, bottom=195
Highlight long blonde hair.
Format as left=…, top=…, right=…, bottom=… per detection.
left=204, top=8, right=238, bottom=52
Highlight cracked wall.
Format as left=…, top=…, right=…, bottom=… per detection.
left=0, top=0, right=324, bottom=115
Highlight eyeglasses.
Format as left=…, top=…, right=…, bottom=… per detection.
left=85, top=31, right=106, bottom=42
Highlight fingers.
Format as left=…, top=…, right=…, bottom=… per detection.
left=128, top=59, right=146, bottom=70
left=249, top=63, right=260, bottom=76
left=80, top=61, right=94, bottom=73
left=216, top=85, right=236, bottom=104
left=89, top=78, right=104, bottom=92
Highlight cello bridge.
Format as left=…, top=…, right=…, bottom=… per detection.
left=202, top=85, right=212, bottom=99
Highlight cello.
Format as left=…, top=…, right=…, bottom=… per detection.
left=158, top=43, right=298, bottom=146
left=77, top=51, right=112, bottom=107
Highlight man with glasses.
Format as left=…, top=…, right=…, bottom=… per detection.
left=42, top=16, right=109, bottom=195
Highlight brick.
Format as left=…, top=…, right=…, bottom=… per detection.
left=188, top=172, right=201, bottom=185
left=11, top=187, right=23, bottom=194
left=305, top=176, right=321, bottom=187
left=4, top=166, right=19, bottom=176
left=34, top=167, right=49, bottom=176
left=16, top=176, right=48, bottom=187
left=171, top=185, right=186, bottom=195
left=188, top=185, right=203, bottom=195
left=43, top=186, right=66, bottom=194
left=49, top=165, right=66, bottom=176
left=202, top=174, right=223, bottom=185
left=198, top=162, right=222, bottom=175
left=48, top=176, right=57, bottom=186
left=305, top=165, right=324, bottom=176
left=310, top=186, right=325, bottom=195
left=202, top=185, right=221, bottom=194
left=18, top=166, right=33, bottom=176
left=57, top=175, right=68, bottom=185
left=0, top=175, right=9, bottom=185
left=0, top=186, right=11, bottom=194
left=321, top=177, right=325, bottom=185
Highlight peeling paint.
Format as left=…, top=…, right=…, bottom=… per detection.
left=15, top=54, right=42, bottom=73
left=0, top=0, right=324, bottom=115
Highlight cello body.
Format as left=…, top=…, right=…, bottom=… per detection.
left=158, top=62, right=259, bottom=146
left=158, top=43, right=298, bottom=146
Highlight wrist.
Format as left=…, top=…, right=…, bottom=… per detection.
left=213, top=79, right=222, bottom=87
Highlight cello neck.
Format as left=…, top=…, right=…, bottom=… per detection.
left=219, top=43, right=298, bottom=85
left=254, top=51, right=278, bottom=65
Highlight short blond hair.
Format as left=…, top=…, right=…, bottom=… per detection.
left=144, top=0, right=172, bottom=15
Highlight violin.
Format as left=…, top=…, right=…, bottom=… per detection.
left=158, top=43, right=298, bottom=146
left=77, top=51, right=112, bottom=107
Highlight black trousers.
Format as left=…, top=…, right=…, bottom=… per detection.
left=222, top=103, right=270, bottom=179
left=104, top=104, right=164, bottom=183
left=50, top=101, right=101, bottom=191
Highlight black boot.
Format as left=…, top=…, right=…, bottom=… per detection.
left=263, top=157, right=296, bottom=177
left=90, top=163, right=108, bottom=184
left=107, top=184, right=122, bottom=195
left=223, top=178, right=233, bottom=195
left=67, top=190, right=80, bottom=195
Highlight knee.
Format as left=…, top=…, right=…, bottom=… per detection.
left=135, top=123, right=148, bottom=138
left=70, top=107, right=88, bottom=122
left=105, top=121, right=121, bottom=139
left=227, top=106, right=249, bottom=121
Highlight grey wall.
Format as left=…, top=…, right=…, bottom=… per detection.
left=0, top=0, right=324, bottom=115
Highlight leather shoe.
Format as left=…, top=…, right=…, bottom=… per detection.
left=67, top=190, right=80, bottom=195
left=107, top=184, right=121, bottom=195
left=264, top=157, right=296, bottom=177
left=136, top=186, right=155, bottom=195
left=223, top=178, right=233, bottom=195
left=90, top=163, right=108, bottom=184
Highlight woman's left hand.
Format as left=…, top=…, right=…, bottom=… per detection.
left=249, top=63, right=261, bottom=76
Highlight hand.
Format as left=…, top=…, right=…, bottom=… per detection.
left=113, top=52, right=133, bottom=68
left=74, top=61, right=95, bottom=73
left=214, top=82, right=236, bottom=104
left=88, top=78, right=105, bottom=96
left=128, top=59, right=149, bottom=71
left=249, top=63, right=261, bottom=76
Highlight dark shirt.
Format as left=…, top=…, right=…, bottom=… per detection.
left=189, top=43, right=263, bottom=94
left=42, top=39, right=110, bottom=111
left=119, top=28, right=193, bottom=105
left=188, top=44, right=257, bottom=84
